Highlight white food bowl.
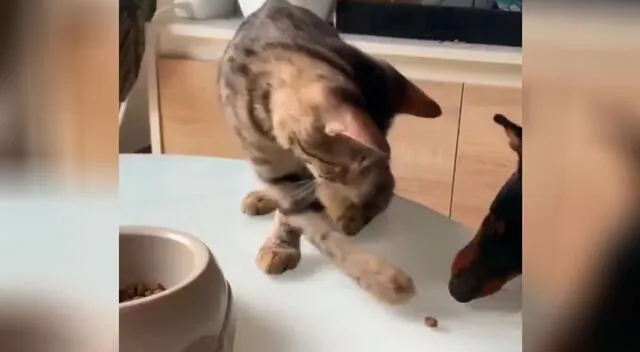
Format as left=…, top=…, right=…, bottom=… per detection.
left=119, top=226, right=236, bottom=352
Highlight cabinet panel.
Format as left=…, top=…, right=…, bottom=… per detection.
left=451, top=83, right=522, bottom=230
left=159, top=58, right=245, bottom=158
left=388, top=81, right=463, bottom=215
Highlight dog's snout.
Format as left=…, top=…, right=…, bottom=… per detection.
left=449, top=274, right=480, bottom=303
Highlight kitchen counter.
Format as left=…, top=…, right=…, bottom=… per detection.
left=119, top=154, right=522, bottom=352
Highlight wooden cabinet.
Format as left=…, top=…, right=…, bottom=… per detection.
left=388, top=82, right=462, bottom=215
left=158, top=58, right=245, bottom=158
left=156, top=58, right=521, bottom=229
left=450, top=84, right=522, bottom=230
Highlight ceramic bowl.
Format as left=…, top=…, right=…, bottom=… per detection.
left=119, top=226, right=235, bottom=352
left=239, top=0, right=335, bottom=20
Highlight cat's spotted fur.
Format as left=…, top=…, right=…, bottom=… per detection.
left=218, top=0, right=442, bottom=305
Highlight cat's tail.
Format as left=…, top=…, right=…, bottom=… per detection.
left=286, top=211, right=416, bottom=305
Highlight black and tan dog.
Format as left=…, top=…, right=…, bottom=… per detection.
left=449, top=114, right=522, bottom=303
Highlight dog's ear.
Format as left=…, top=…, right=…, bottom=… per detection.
left=493, top=114, right=522, bottom=154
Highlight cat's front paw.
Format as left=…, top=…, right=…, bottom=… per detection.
left=242, top=190, right=278, bottom=216
left=256, top=244, right=301, bottom=274
left=336, top=205, right=367, bottom=236
left=349, top=252, right=416, bottom=305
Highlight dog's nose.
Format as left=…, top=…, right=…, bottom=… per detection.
left=448, top=274, right=480, bottom=303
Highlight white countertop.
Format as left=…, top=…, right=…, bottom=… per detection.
left=119, top=154, right=522, bottom=352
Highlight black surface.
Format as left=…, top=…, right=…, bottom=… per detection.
left=336, top=2, right=522, bottom=47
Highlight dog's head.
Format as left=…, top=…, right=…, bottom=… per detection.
left=449, top=114, right=522, bottom=303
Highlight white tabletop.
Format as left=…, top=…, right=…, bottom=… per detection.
left=119, top=154, right=522, bottom=352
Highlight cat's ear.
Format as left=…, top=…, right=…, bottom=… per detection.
left=493, top=114, right=522, bottom=153
left=324, top=105, right=391, bottom=156
left=322, top=89, right=390, bottom=155
left=397, top=80, right=443, bottom=118
left=320, top=86, right=391, bottom=157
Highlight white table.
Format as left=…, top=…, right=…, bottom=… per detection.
left=120, top=154, right=522, bottom=352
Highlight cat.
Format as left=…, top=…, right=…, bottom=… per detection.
left=218, top=0, right=442, bottom=305
left=449, top=114, right=522, bottom=303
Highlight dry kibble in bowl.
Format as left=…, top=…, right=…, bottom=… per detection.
left=119, top=282, right=166, bottom=303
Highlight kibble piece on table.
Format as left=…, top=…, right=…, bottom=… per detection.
left=424, top=316, right=439, bottom=328
left=119, top=282, right=166, bottom=303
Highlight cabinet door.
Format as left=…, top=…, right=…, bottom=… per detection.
left=158, top=58, right=462, bottom=216
left=388, top=81, right=462, bottom=215
left=451, top=83, right=522, bottom=230
left=159, top=58, right=245, bottom=158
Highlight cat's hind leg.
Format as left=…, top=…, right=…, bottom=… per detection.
left=241, top=190, right=278, bottom=216
left=256, top=210, right=302, bottom=274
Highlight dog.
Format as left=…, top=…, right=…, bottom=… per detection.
left=449, top=114, right=522, bottom=303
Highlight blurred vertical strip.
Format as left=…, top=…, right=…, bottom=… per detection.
left=525, top=1, right=640, bottom=351
left=541, top=114, right=640, bottom=352
left=45, top=0, right=119, bottom=190
left=0, top=1, right=119, bottom=351
left=0, top=0, right=119, bottom=192
left=0, top=0, right=29, bottom=169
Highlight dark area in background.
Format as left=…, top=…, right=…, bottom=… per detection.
left=336, top=2, right=522, bottom=47
left=545, top=227, right=640, bottom=352
left=135, top=145, right=152, bottom=153
left=0, top=1, right=30, bottom=163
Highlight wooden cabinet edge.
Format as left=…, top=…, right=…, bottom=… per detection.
left=147, top=24, right=164, bottom=154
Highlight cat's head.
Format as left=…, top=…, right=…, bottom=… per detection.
left=448, top=114, right=522, bottom=303
left=298, top=64, right=442, bottom=185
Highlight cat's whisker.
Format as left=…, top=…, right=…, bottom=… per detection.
left=297, top=180, right=316, bottom=195
left=289, top=179, right=317, bottom=202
